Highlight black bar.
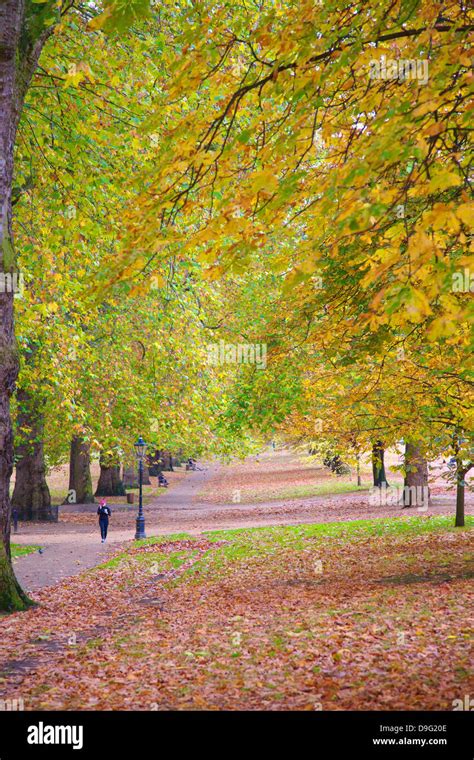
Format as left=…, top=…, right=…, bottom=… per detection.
left=0, top=711, right=471, bottom=757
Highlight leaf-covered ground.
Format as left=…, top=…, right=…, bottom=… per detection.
left=197, top=451, right=471, bottom=505
left=1, top=515, right=472, bottom=711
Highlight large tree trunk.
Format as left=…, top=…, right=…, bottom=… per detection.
left=95, top=457, right=125, bottom=497
left=67, top=436, right=94, bottom=505
left=402, top=442, right=430, bottom=509
left=0, top=1, right=54, bottom=611
left=11, top=389, right=54, bottom=520
left=372, top=441, right=389, bottom=488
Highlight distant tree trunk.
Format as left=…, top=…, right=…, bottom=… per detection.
left=153, top=450, right=173, bottom=471
left=123, top=465, right=139, bottom=489
left=142, top=466, right=151, bottom=484
left=173, top=449, right=184, bottom=467
left=123, top=463, right=150, bottom=485
left=372, top=441, right=388, bottom=487
left=452, top=428, right=472, bottom=527
left=11, top=389, right=53, bottom=520
left=402, top=442, right=430, bottom=509
left=67, top=437, right=94, bottom=504
left=148, top=449, right=164, bottom=476
left=95, top=457, right=125, bottom=497
left=455, top=475, right=465, bottom=527
left=455, top=463, right=472, bottom=527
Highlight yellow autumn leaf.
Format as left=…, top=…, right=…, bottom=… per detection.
left=456, top=203, right=474, bottom=228
left=404, top=288, right=432, bottom=321
left=202, top=265, right=224, bottom=281
left=423, top=122, right=444, bottom=137
left=250, top=170, right=279, bottom=193
left=428, top=169, right=461, bottom=193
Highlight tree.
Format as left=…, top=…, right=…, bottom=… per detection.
left=67, top=436, right=94, bottom=505
left=403, top=442, right=430, bottom=509
left=119, top=0, right=472, bottom=526
left=372, top=441, right=389, bottom=489
left=0, top=0, right=154, bottom=609
left=123, top=465, right=139, bottom=489
left=11, top=389, right=53, bottom=521
left=0, top=0, right=60, bottom=610
left=453, top=431, right=473, bottom=528
left=95, top=458, right=125, bottom=498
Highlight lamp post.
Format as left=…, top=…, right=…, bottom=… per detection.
left=134, top=436, right=147, bottom=540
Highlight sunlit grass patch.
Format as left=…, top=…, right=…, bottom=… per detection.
left=249, top=480, right=373, bottom=502
left=178, top=514, right=473, bottom=582
left=95, top=514, right=473, bottom=588
left=11, top=544, right=40, bottom=558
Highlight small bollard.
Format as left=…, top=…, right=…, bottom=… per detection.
left=12, top=508, right=18, bottom=533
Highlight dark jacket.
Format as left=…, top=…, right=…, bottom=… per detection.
left=97, top=505, right=111, bottom=521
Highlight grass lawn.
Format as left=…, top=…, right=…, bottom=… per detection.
left=247, top=480, right=374, bottom=501
left=11, top=544, right=40, bottom=559
left=1, top=515, right=472, bottom=710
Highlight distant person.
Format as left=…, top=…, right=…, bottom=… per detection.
left=187, top=457, right=205, bottom=471
left=97, top=499, right=111, bottom=543
left=158, top=472, right=169, bottom=487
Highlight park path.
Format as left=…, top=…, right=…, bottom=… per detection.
left=13, top=459, right=472, bottom=594
left=13, top=465, right=215, bottom=593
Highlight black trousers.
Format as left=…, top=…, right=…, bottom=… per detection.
left=99, top=518, right=109, bottom=539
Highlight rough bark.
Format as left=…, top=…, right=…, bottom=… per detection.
left=0, top=0, right=55, bottom=611
left=372, top=441, right=389, bottom=487
left=67, top=437, right=94, bottom=504
left=402, top=442, right=431, bottom=509
left=95, top=459, right=125, bottom=497
left=11, top=388, right=54, bottom=520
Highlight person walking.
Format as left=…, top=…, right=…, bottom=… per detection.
left=97, top=499, right=111, bottom=543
